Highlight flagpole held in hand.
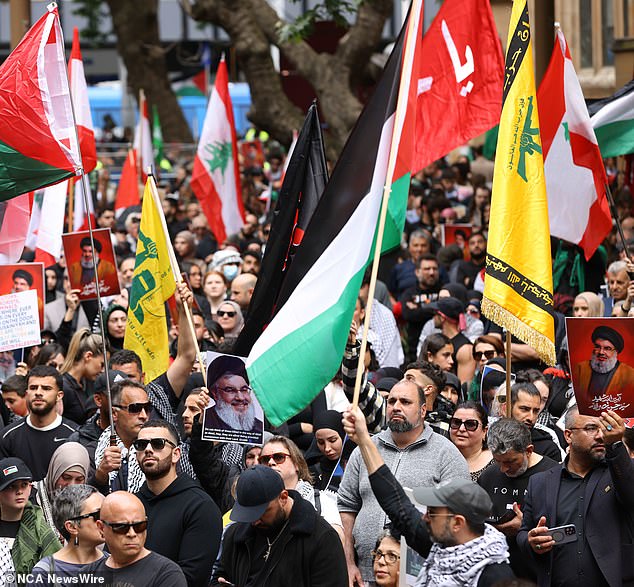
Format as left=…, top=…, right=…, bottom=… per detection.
left=146, top=171, right=208, bottom=387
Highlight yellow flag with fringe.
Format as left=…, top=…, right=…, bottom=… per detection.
left=124, top=177, right=176, bottom=383
left=482, top=0, right=556, bottom=365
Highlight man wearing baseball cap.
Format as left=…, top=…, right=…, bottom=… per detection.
left=572, top=324, right=634, bottom=415
left=213, top=465, right=347, bottom=586
left=0, top=457, right=60, bottom=574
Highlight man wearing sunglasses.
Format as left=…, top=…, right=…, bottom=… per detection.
left=85, top=491, right=186, bottom=585
left=135, top=420, right=222, bottom=587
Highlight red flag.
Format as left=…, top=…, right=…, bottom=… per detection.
left=115, top=150, right=141, bottom=213
left=0, top=5, right=81, bottom=199
left=538, top=29, right=612, bottom=260
left=413, top=0, right=504, bottom=171
left=69, top=28, right=97, bottom=173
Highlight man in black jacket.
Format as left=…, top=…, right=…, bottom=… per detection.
left=214, top=465, right=348, bottom=587
left=135, top=420, right=222, bottom=587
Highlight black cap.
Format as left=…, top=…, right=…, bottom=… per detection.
left=0, top=458, right=32, bottom=491
left=207, top=355, right=247, bottom=388
left=94, top=370, right=129, bottom=395
left=428, top=297, right=464, bottom=321
left=591, top=325, right=624, bottom=353
left=376, top=377, right=399, bottom=393
left=230, top=466, right=285, bottom=523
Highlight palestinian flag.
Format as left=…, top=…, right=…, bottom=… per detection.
left=589, top=80, right=634, bottom=158
left=0, top=5, right=81, bottom=200
left=247, top=0, right=424, bottom=426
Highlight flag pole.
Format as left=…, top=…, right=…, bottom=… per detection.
left=67, top=180, right=74, bottom=232
left=137, top=89, right=145, bottom=188
left=505, top=330, right=512, bottom=418
left=605, top=183, right=633, bottom=262
left=146, top=171, right=208, bottom=386
left=61, top=18, right=116, bottom=445
left=352, top=0, right=423, bottom=408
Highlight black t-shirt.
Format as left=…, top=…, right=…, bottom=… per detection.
left=83, top=550, right=186, bottom=586
left=0, top=417, right=77, bottom=481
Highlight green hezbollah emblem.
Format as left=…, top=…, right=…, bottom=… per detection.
left=517, top=96, right=541, bottom=183
left=204, top=141, right=232, bottom=176
left=128, top=230, right=161, bottom=325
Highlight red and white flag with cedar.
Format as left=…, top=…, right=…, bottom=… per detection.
left=191, top=57, right=244, bottom=243
left=69, top=27, right=97, bottom=173
left=0, top=4, right=81, bottom=200
left=133, top=91, right=153, bottom=181
left=538, top=28, right=612, bottom=260
left=412, top=0, right=504, bottom=171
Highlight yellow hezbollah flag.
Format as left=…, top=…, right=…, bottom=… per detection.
left=124, top=178, right=176, bottom=383
left=482, top=0, right=556, bottom=365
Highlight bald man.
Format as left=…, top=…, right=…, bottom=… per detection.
left=230, top=273, right=257, bottom=314
left=84, top=492, right=186, bottom=585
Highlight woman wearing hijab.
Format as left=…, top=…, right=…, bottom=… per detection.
left=572, top=291, right=605, bottom=317
left=216, top=300, right=244, bottom=338
left=33, top=443, right=91, bottom=544
left=306, top=410, right=356, bottom=491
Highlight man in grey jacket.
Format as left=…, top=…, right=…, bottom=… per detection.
left=337, top=379, right=469, bottom=585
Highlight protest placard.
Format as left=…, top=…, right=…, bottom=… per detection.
left=0, top=263, right=45, bottom=328
left=62, top=228, right=120, bottom=301
left=0, top=290, right=41, bottom=352
left=202, top=351, right=265, bottom=445
left=567, top=317, right=634, bottom=417
left=440, top=224, right=472, bottom=260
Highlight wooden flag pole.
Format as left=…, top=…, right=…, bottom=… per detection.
left=68, top=180, right=74, bottom=232
left=147, top=171, right=208, bottom=387
left=505, top=330, right=512, bottom=418
left=352, top=0, right=423, bottom=408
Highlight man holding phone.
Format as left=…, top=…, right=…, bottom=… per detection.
left=518, top=408, right=634, bottom=586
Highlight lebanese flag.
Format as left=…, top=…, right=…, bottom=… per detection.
left=69, top=28, right=97, bottom=173
left=0, top=192, right=35, bottom=263
left=0, top=5, right=81, bottom=200
left=133, top=91, right=153, bottom=181
left=115, top=149, right=141, bottom=214
left=191, top=57, right=245, bottom=243
left=538, top=29, right=612, bottom=260
left=412, top=0, right=504, bottom=171
left=34, top=181, right=68, bottom=267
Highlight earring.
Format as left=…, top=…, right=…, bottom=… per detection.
left=74, top=536, right=79, bottom=547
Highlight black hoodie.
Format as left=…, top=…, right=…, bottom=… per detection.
left=136, top=474, right=222, bottom=587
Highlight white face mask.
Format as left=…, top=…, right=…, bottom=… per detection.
left=223, top=264, right=239, bottom=281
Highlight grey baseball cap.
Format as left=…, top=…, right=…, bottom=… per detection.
left=413, top=479, right=492, bottom=524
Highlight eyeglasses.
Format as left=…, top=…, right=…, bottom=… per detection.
left=132, top=438, right=177, bottom=451
left=449, top=418, right=480, bottom=432
left=568, top=424, right=601, bottom=435
left=371, top=550, right=400, bottom=564
left=217, top=310, right=237, bottom=318
left=593, top=344, right=616, bottom=353
left=216, top=385, right=252, bottom=396
left=101, top=520, right=148, bottom=535
left=473, top=350, right=496, bottom=361
left=70, top=510, right=100, bottom=522
left=258, top=452, right=291, bottom=465
left=113, top=402, right=152, bottom=414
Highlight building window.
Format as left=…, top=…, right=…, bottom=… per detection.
left=580, top=0, right=594, bottom=68
left=603, top=0, right=615, bottom=65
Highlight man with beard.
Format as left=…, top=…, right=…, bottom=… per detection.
left=478, top=418, right=559, bottom=579
left=337, top=380, right=468, bottom=585
left=573, top=325, right=634, bottom=415
left=214, top=465, right=348, bottom=587
left=518, top=408, right=634, bottom=586
left=450, top=230, right=487, bottom=289
left=341, top=405, right=514, bottom=586
left=68, top=237, right=117, bottom=289
left=0, top=365, right=77, bottom=480
left=135, top=420, right=221, bottom=587
left=203, top=356, right=263, bottom=443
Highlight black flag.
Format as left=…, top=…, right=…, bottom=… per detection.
left=233, top=103, right=328, bottom=355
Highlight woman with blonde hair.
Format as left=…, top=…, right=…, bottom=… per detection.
left=60, top=329, right=104, bottom=425
left=572, top=291, right=605, bottom=317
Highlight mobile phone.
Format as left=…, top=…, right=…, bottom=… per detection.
left=485, top=510, right=516, bottom=525
left=549, top=524, right=577, bottom=545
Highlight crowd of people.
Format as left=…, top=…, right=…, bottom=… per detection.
left=0, top=138, right=631, bottom=586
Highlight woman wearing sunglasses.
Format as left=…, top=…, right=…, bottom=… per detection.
left=258, top=436, right=344, bottom=541
left=32, top=485, right=105, bottom=582
left=466, top=335, right=505, bottom=402
left=372, top=529, right=401, bottom=587
left=215, top=301, right=244, bottom=338
left=449, top=401, right=493, bottom=482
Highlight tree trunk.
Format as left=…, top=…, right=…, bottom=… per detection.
left=105, top=0, right=193, bottom=143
